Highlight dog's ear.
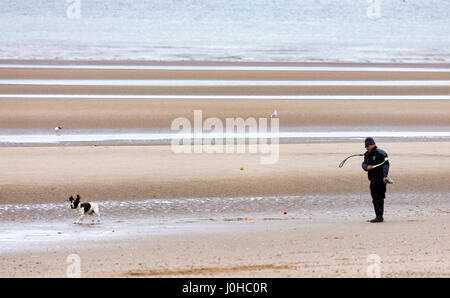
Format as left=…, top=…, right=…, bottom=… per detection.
left=76, top=194, right=80, bottom=199
left=69, top=196, right=73, bottom=201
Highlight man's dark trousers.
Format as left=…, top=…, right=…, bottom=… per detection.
left=370, top=177, right=386, bottom=218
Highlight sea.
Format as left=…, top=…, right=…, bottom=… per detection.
left=0, top=0, right=449, bottom=62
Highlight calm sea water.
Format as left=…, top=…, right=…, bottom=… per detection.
left=0, top=0, right=449, bottom=62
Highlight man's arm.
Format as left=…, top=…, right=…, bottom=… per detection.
left=375, top=149, right=390, bottom=177
left=362, top=155, right=369, bottom=171
left=377, top=149, right=390, bottom=182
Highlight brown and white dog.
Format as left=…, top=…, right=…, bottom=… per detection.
left=69, top=194, right=101, bottom=224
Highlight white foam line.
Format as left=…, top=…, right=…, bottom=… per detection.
left=1, top=64, right=449, bottom=72
left=1, top=131, right=449, bottom=144
left=0, top=94, right=449, bottom=100
left=1, top=80, right=449, bottom=86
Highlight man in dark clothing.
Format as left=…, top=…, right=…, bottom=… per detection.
left=362, top=137, right=390, bottom=223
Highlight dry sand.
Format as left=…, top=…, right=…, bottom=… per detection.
left=0, top=142, right=449, bottom=205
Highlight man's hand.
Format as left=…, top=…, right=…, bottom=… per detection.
left=383, top=177, right=389, bottom=183
left=367, top=165, right=373, bottom=171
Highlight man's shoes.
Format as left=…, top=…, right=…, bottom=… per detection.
left=369, top=216, right=384, bottom=223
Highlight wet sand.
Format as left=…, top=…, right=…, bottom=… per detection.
left=1, top=215, right=449, bottom=278
left=0, top=63, right=449, bottom=129
left=1, top=98, right=450, bottom=129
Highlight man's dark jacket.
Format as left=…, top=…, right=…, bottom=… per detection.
left=362, top=146, right=390, bottom=180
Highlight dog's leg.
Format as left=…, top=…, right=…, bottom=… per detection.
left=74, top=216, right=83, bottom=224
left=88, top=209, right=95, bottom=224
left=92, top=203, right=101, bottom=224
left=96, top=206, right=101, bottom=223
left=74, top=210, right=84, bottom=224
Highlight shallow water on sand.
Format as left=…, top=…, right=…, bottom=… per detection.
left=1, top=192, right=449, bottom=222
left=0, top=192, right=448, bottom=253
left=1, top=127, right=450, bottom=146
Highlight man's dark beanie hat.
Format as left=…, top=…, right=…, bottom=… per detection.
left=365, top=137, right=376, bottom=147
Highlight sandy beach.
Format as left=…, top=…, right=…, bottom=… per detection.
left=1, top=215, right=449, bottom=278
left=0, top=142, right=449, bottom=205
left=0, top=62, right=449, bottom=278
left=0, top=64, right=449, bottom=129
left=1, top=98, right=450, bottom=129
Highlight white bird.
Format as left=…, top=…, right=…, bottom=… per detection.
left=270, top=109, right=278, bottom=118
left=54, top=126, right=62, bottom=131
